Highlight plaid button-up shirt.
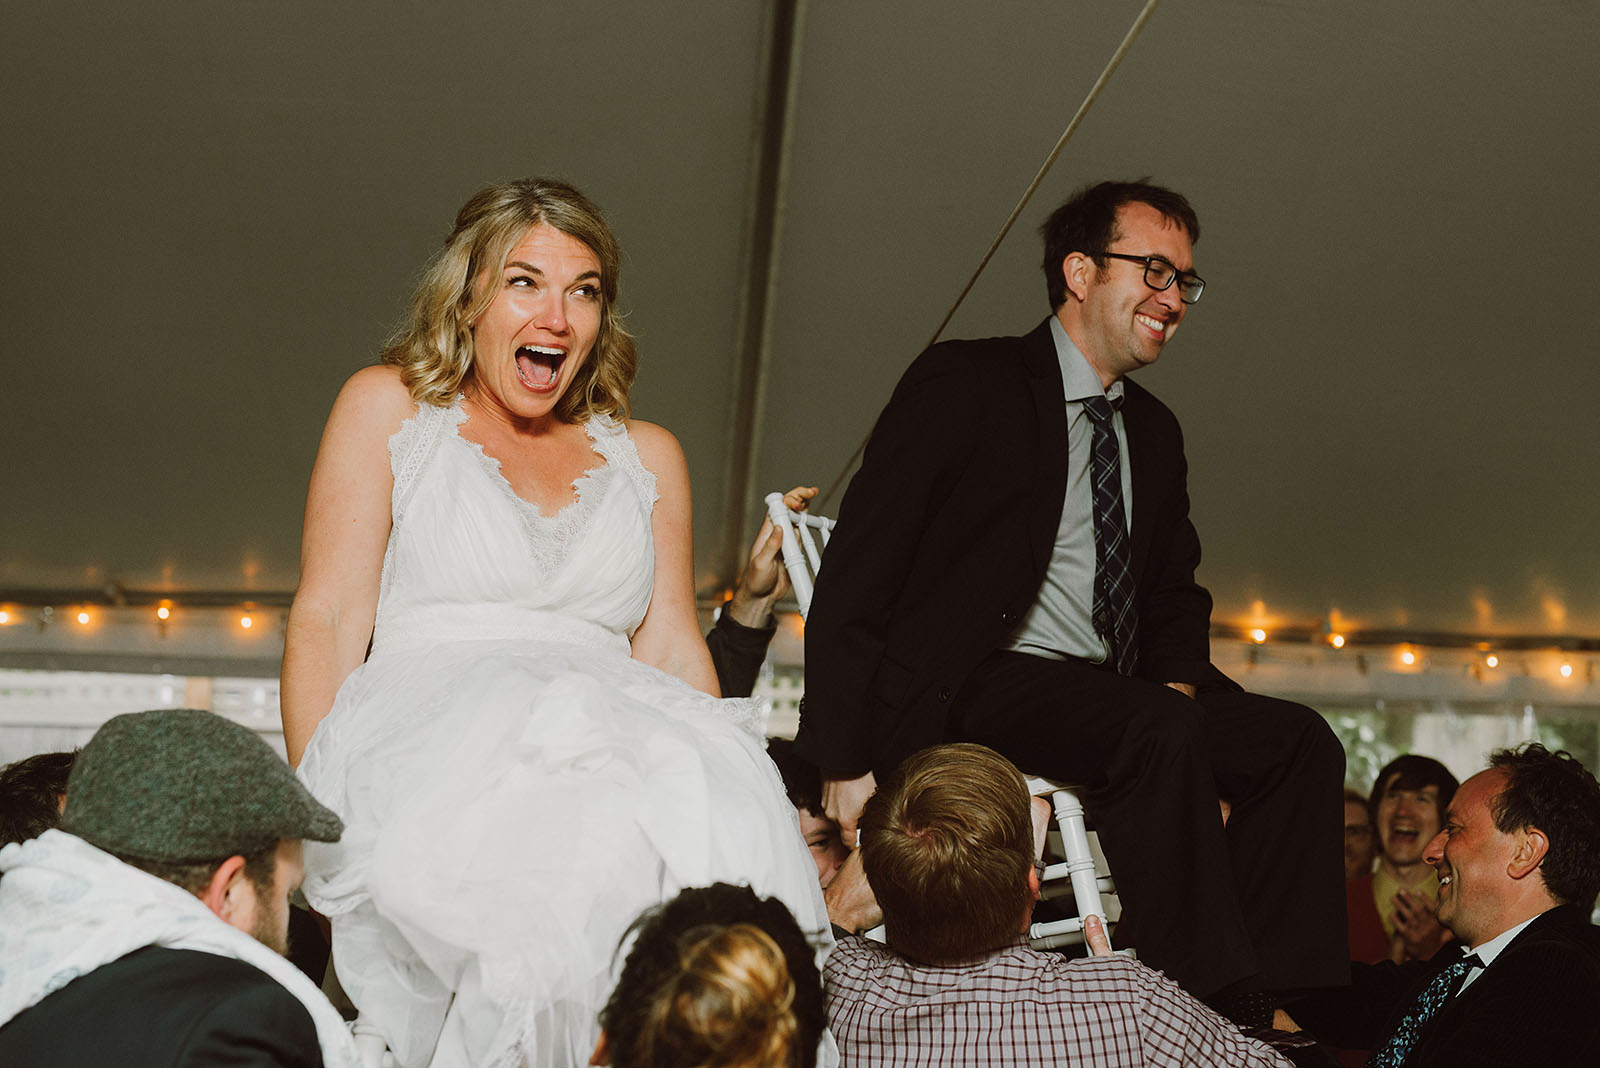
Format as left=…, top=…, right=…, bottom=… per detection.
left=825, top=937, right=1291, bottom=1067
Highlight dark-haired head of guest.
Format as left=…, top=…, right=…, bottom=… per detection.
left=1369, top=753, right=1459, bottom=873
left=858, top=743, right=1037, bottom=963
left=1484, top=743, right=1600, bottom=910
left=595, top=882, right=824, bottom=1068
left=0, top=750, right=77, bottom=851
left=766, top=739, right=848, bottom=889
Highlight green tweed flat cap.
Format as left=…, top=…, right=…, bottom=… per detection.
left=60, top=708, right=342, bottom=863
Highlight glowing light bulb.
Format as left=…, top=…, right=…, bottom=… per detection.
left=1329, top=633, right=1345, bottom=649
left=0, top=610, right=9, bottom=625
left=156, top=605, right=171, bottom=621
left=76, top=610, right=91, bottom=625
left=1560, top=663, right=1573, bottom=678
left=1249, top=628, right=1267, bottom=644
left=1485, top=654, right=1499, bottom=668
left=1400, top=649, right=1416, bottom=666
left=239, top=613, right=254, bottom=630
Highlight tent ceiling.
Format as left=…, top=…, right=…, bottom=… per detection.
left=4, top=1, right=1597, bottom=640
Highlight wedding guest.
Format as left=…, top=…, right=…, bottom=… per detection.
left=594, top=882, right=826, bottom=1068
left=1289, top=744, right=1600, bottom=1067
left=0, top=709, right=351, bottom=1067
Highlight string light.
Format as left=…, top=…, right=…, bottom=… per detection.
left=239, top=613, right=254, bottom=630
left=1400, top=648, right=1416, bottom=666
left=156, top=605, right=171, bottom=621
left=1560, top=663, right=1573, bottom=679
left=1329, top=633, right=1345, bottom=649
left=0, top=610, right=9, bottom=625
left=1249, top=628, right=1267, bottom=643
left=1485, top=654, right=1499, bottom=668
left=76, top=609, right=91, bottom=626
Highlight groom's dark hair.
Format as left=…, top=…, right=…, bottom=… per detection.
left=1040, top=179, right=1200, bottom=310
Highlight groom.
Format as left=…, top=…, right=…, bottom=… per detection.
left=795, top=179, right=1346, bottom=1019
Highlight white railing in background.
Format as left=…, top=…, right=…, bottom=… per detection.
left=0, top=669, right=285, bottom=763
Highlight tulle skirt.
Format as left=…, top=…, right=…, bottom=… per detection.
left=298, top=638, right=830, bottom=1068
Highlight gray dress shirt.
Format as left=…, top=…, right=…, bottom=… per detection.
left=1003, top=315, right=1133, bottom=664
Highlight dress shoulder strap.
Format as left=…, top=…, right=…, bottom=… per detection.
left=587, top=415, right=659, bottom=509
left=388, top=398, right=467, bottom=520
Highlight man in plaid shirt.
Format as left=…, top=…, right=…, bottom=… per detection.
left=822, top=743, right=1290, bottom=1067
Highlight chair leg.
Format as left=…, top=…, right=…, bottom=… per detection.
left=1053, top=789, right=1109, bottom=940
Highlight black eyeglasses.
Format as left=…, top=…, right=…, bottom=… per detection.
left=1092, top=252, right=1205, bottom=304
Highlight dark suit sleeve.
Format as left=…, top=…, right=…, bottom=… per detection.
left=1289, top=958, right=1427, bottom=1051
left=175, top=979, right=324, bottom=1068
left=795, top=349, right=978, bottom=776
left=705, top=608, right=776, bottom=699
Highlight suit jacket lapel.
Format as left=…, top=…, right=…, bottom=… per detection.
left=1023, top=319, right=1068, bottom=576
left=1411, top=907, right=1579, bottom=1063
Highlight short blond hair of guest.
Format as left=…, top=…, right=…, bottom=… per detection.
left=859, top=742, right=1034, bottom=963
left=380, top=176, right=637, bottom=422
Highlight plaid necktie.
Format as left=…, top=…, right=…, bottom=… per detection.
left=1082, top=395, right=1138, bottom=676
left=1365, top=953, right=1481, bottom=1068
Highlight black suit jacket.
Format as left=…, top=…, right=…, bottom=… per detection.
left=0, top=945, right=325, bottom=1068
left=706, top=609, right=776, bottom=699
left=796, top=319, right=1226, bottom=779
left=1292, top=904, right=1600, bottom=1067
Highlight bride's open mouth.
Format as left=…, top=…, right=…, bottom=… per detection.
left=515, top=345, right=567, bottom=391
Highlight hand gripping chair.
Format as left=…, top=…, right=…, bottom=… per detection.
left=765, top=492, right=1120, bottom=953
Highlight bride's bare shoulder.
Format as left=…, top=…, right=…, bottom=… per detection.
left=327, top=365, right=419, bottom=438
left=623, top=419, right=686, bottom=477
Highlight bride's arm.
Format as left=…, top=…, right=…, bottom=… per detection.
left=628, top=420, right=721, bottom=697
left=281, top=366, right=413, bottom=766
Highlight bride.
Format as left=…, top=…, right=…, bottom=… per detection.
left=280, top=178, right=830, bottom=1068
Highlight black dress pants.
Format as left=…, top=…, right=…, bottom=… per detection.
left=948, top=649, right=1348, bottom=999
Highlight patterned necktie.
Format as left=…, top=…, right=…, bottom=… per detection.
left=1365, top=953, right=1482, bottom=1068
left=1081, top=395, right=1138, bottom=676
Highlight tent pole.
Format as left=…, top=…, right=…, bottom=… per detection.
left=713, top=0, right=807, bottom=596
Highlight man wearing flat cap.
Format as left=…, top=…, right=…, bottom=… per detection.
left=0, top=708, right=358, bottom=1068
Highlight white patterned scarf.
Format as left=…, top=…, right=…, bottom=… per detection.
left=0, top=829, right=358, bottom=1068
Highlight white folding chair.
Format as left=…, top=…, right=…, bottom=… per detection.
left=768, top=491, right=1121, bottom=953
left=764, top=491, right=836, bottom=620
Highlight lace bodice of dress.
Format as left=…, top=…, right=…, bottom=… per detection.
left=371, top=398, right=659, bottom=657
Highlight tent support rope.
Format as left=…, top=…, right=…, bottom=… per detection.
left=820, top=0, right=1163, bottom=506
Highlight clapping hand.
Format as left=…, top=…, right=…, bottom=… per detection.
left=1390, top=889, right=1454, bottom=962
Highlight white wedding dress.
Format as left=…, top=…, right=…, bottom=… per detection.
left=297, top=398, right=831, bottom=1068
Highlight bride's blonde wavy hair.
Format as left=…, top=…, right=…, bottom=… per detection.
left=380, top=177, right=636, bottom=421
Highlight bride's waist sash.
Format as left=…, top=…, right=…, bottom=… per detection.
left=372, top=604, right=631, bottom=658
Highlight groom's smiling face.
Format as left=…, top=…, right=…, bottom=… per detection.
left=1062, top=201, right=1193, bottom=385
